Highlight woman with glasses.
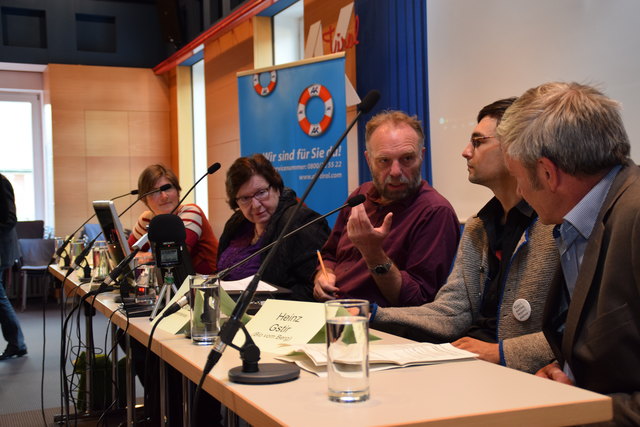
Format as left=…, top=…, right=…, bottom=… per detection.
left=128, top=164, right=219, bottom=274
left=217, top=154, right=330, bottom=301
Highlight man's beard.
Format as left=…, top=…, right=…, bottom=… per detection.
left=374, top=171, right=422, bottom=202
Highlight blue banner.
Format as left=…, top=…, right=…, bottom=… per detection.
left=238, top=55, right=347, bottom=227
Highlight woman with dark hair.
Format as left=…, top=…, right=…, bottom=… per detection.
left=128, top=164, right=218, bottom=273
left=217, top=154, right=330, bottom=301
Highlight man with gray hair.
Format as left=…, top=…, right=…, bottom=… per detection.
left=499, top=82, right=640, bottom=425
left=314, top=110, right=460, bottom=307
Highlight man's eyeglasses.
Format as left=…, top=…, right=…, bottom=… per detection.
left=236, top=186, right=271, bottom=206
left=470, top=135, right=496, bottom=149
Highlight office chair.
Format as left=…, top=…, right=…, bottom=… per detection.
left=17, top=238, right=55, bottom=311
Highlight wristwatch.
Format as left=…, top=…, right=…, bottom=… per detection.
left=369, top=259, right=393, bottom=275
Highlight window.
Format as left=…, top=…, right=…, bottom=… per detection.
left=273, top=1, right=304, bottom=65
left=191, top=58, right=208, bottom=213
left=0, top=91, right=51, bottom=228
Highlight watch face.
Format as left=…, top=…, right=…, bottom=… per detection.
left=374, top=265, right=388, bottom=274
left=373, top=262, right=391, bottom=275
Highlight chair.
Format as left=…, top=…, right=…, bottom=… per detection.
left=15, top=220, right=45, bottom=239
left=18, top=238, right=55, bottom=311
left=83, top=223, right=102, bottom=242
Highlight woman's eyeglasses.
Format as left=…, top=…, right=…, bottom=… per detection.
left=236, top=186, right=271, bottom=206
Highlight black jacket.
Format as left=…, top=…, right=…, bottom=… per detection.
left=218, top=188, right=330, bottom=301
left=0, top=174, right=19, bottom=270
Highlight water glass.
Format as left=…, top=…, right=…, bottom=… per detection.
left=325, top=299, right=370, bottom=403
left=91, top=243, right=111, bottom=280
left=189, top=275, right=220, bottom=345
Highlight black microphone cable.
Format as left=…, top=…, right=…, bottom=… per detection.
left=141, top=290, right=191, bottom=423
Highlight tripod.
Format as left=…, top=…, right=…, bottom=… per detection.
left=150, top=268, right=178, bottom=320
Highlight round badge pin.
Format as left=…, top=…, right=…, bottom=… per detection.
left=512, top=298, right=531, bottom=321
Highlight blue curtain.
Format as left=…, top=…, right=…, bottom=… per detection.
left=354, top=0, right=431, bottom=184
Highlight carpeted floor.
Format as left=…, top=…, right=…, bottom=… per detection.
left=0, top=294, right=140, bottom=426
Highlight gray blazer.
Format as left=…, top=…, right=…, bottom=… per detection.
left=373, top=210, right=558, bottom=373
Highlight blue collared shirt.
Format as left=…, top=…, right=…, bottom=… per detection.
left=554, top=165, right=621, bottom=296
left=553, top=165, right=621, bottom=380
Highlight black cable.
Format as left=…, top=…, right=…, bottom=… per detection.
left=40, top=273, right=48, bottom=427
left=60, top=267, right=80, bottom=425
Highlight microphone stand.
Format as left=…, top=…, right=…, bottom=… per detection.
left=198, top=90, right=380, bottom=389
left=171, top=162, right=221, bottom=215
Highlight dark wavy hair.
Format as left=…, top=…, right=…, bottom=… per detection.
left=225, top=154, right=284, bottom=210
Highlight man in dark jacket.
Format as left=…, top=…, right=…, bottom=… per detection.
left=0, top=174, right=27, bottom=360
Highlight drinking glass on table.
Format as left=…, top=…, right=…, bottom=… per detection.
left=189, top=275, right=220, bottom=345
left=324, top=299, right=370, bottom=403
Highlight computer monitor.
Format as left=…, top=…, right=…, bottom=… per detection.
left=92, top=200, right=131, bottom=270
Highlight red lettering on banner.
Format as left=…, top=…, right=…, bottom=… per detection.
left=322, top=15, right=360, bottom=54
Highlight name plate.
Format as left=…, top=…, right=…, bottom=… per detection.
left=233, top=299, right=326, bottom=354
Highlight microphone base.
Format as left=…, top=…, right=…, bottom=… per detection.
left=228, top=363, right=300, bottom=385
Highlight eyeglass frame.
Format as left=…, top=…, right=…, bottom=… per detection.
left=235, top=186, right=272, bottom=206
left=469, top=135, right=496, bottom=150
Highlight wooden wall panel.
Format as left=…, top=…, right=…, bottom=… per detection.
left=45, top=64, right=172, bottom=236
left=204, top=20, right=255, bottom=238
left=128, top=111, right=172, bottom=158
left=85, top=111, right=129, bottom=156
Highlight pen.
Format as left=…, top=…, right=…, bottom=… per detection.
left=317, top=250, right=329, bottom=281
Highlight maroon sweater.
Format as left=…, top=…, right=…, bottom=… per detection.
left=321, top=181, right=460, bottom=307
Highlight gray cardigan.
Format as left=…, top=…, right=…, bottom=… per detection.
left=373, top=213, right=559, bottom=373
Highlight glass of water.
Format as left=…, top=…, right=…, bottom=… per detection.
left=189, top=275, right=220, bottom=345
left=324, top=299, right=370, bottom=403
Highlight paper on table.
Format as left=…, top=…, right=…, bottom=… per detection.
left=220, top=276, right=277, bottom=292
left=276, top=353, right=429, bottom=378
left=284, top=342, right=478, bottom=366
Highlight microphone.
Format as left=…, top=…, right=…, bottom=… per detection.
left=99, top=233, right=149, bottom=287
left=119, top=183, right=172, bottom=217
left=69, top=233, right=103, bottom=271
left=171, top=163, right=221, bottom=215
left=53, top=188, right=139, bottom=263
left=203, top=90, right=381, bottom=382
left=216, top=194, right=366, bottom=280
left=148, top=214, right=195, bottom=289
left=161, top=292, right=190, bottom=318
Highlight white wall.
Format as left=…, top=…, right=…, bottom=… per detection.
left=427, top=0, right=640, bottom=220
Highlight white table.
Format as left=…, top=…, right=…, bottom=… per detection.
left=51, top=265, right=612, bottom=426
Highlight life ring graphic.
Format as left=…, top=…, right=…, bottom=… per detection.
left=253, top=71, right=277, bottom=96
left=297, top=84, right=334, bottom=137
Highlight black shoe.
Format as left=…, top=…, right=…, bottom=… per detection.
left=0, top=347, right=27, bottom=360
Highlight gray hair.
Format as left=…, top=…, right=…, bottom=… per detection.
left=497, top=82, right=630, bottom=176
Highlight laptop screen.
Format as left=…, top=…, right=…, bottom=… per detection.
left=92, top=200, right=131, bottom=270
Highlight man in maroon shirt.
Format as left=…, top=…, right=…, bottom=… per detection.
left=313, top=111, right=460, bottom=307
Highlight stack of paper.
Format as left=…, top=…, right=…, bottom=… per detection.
left=276, top=342, right=478, bottom=376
